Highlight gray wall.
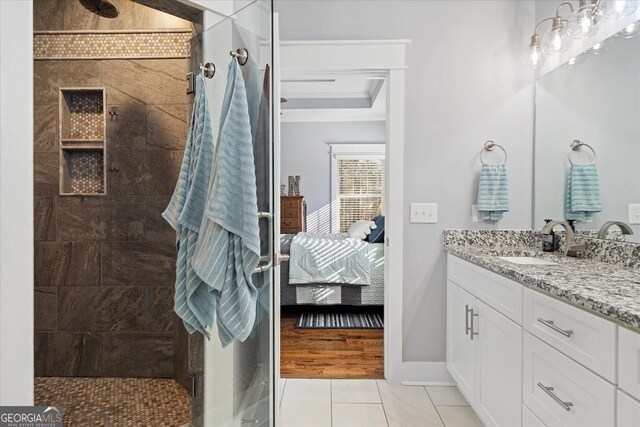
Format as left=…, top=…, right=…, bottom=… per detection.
left=281, top=121, right=386, bottom=232
left=276, top=0, right=535, bottom=362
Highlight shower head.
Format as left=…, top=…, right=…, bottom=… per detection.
left=79, top=0, right=119, bottom=18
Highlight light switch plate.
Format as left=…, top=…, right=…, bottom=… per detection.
left=410, top=203, right=438, bottom=223
left=629, top=204, right=640, bottom=225
left=471, top=204, right=482, bottom=223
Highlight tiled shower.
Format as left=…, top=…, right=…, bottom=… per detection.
left=32, top=0, right=203, bottom=424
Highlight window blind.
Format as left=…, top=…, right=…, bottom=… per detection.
left=337, top=159, right=385, bottom=232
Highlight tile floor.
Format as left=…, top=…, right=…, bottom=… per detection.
left=279, top=378, right=483, bottom=427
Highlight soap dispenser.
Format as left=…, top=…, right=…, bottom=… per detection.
left=542, top=219, right=555, bottom=252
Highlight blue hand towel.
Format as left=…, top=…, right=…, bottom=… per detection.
left=565, top=163, right=601, bottom=221
left=162, top=74, right=216, bottom=336
left=192, top=59, right=261, bottom=347
left=477, top=163, right=509, bottom=221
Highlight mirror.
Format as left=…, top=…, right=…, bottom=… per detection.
left=534, top=22, right=640, bottom=243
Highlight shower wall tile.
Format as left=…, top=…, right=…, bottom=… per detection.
left=34, top=197, right=56, bottom=241
left=34, top=60, right=100, bottom=106
left=35, top=287, right=57, bottom=331
left=34, top=105, right=58, bottom=152
left=102, top=333, right=173, bottom=377
left=57, top=197, right=145, bottom=241
left=58, top=287, right=146, bottom=332
left=144, top=197, right=175, bottom=242
left=145, top=287, right=174, bottom=333
left=34, top=152, right=59, bottom=196
left=44, top=332, right=102, bottom=377
left=106, top=150, right=149, bottom=196
left=105, top=104, right=146, bottom=151
left=146, top=104, right=188, bottom=150
left=101, top=242, right=175, bottom=287
left=145, top=150, right=183, bottom=196
left=102, top=59, right=187, bottom=106
left=35, top=241, right=100, bottom=287
left=34, top=332, right=48, bottom=376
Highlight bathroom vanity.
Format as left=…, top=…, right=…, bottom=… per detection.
left=445, top=245, right=640, bottom=427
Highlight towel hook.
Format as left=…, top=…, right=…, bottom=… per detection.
left=202, top=62, right=216, bottom=78
left=568, top=140, right=596, bottom=164
left=230, top=48, right=249, bottom=66
left=480, top=140, right=507, bottom=165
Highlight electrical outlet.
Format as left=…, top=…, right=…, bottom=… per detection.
left=629, top=204, right=640, bottom=225
left=471, top=204, right=482, bottom=223
left=410, top=203, right=438, bottom=223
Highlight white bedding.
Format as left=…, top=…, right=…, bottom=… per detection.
left=288, top=232, right=384, bottom=285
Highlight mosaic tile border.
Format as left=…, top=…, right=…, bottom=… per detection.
left=34, top=31, right=191, bottom=60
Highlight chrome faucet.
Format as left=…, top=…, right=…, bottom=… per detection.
left=597, top=221, right=634, bottom=240
left=541, top=220, right=586, bottom=257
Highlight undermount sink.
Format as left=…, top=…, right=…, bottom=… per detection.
left=498, top=256, right=560, bottom=266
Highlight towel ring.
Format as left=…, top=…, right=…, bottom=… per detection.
left=480, top=140, right=507, bottom=165
left=568, top=140, right=596, bottom=164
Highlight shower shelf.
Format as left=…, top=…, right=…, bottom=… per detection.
left=59, top=88, right=106, bottom=196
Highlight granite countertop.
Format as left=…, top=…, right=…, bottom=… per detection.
left=445, top=245, right=640, bottom=330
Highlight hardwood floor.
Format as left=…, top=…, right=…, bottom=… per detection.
left=280, top=309, right=384, bottom=379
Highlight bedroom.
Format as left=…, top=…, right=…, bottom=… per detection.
left=279, top=74, right=387, bottom=379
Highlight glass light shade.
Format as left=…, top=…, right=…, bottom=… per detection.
left=602, top=0, right=638, bottom=18
left=542, top=27, right=571, bottom=54
left=569, top=7, right=602, bottom=38
left=618, top=20, right=640, bottom=37
left=523, top=36, right=545, bottom=69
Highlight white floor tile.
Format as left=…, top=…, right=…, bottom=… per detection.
left=436, top=406, right=483, bottom=427
left=332, top=403, right=388, bottom=427
left=280, top=379, right=331, bottom=427
left=425, top=386, right=469, bottom=406
left=332, top=379, right=381, bottom=403
left=278, top=378, right=286, bottom=407
left=377, top=381, right=444, bottom=427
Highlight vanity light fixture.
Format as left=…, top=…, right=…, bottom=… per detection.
left=602, top=0, right=638, bottom=18
left=569, top=0, right=602, bottom=38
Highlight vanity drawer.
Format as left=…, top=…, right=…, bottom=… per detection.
left=523, top=288, right=617, bottom=382
left=523, top=332, right=615, bottom=427
left=447, top=256, right=522, bottom=324
left=523, top=404, right=546, bottom=427
left=618, top=326, right=640, bottom=400
left=617, top=390, right=640, bottom=427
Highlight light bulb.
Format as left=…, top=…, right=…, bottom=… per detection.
left=570, top=8, right=601, bottom=38
left=543, top=27, right=570, bottom=54
left=523, top=34, right=545, bottom=69
left=603, top=0, right=638, bottom=18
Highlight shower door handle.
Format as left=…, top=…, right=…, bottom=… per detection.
left=254, top=212, right=274, bottom=273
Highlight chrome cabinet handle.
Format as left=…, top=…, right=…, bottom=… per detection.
left=254, top=212, right=274, bottom=273
left=465, top=305, right=472, bottom=335
left=470, top=309, right=479, bottom=340
left=537, top=382, right=573, bottom=411
left=537, top=318, right=573, bottom=338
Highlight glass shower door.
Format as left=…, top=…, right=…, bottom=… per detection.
left=188, top=2, right=277, bottom=426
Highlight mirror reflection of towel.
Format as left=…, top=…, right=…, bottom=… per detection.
left=565, top=163, right=602, bottom=221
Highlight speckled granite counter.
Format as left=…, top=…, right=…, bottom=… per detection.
left=445, top=245, right=640, bottom=330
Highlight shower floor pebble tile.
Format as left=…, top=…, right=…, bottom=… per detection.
left=34, top=377, right=190, bottom=426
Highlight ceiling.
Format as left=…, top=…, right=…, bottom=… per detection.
left=280, top=73, right=386, bottom=123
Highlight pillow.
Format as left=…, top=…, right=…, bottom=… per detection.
left=367, top=215, right=385, bottom=243
left=347, top=220, right=377, bottom=240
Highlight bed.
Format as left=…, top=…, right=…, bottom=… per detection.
left=279, top=233, right=384, bottom=306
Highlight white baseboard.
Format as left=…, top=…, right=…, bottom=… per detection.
left=393, top=361, right=455, bottom=386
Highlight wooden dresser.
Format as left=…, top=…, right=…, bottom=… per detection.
left=280, top=196, right=306, bottom=234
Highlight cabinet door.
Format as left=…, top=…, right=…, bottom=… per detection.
left=617, top=390, right=640, bottom=427
left=446, top=280, right=476, bottom=404
left=475, top=300, right=523, bottom=427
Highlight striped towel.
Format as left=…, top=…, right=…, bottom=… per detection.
left=477, top=163, right=509, bottom=221
left=162, top=74, right=216, bottom=336
left=565, top=163, right=602, bottom=221
left=192, top=59, right=261, bottom=347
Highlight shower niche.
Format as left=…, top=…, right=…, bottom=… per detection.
left=58, top=88, right=106, bottom=196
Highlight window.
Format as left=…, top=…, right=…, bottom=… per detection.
left=330, top=144, right=385, bottom=233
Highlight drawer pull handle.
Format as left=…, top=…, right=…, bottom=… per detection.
left=537, top=318, right=573, bottom=337
left=537, top=382, right=573, bottom=411
left=470, top=309, right=479, bottom=340
left=465, top=305, right=472, bottom=335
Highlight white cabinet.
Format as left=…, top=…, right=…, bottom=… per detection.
left=475, top=300, right=522, bottom=427
left=446, top=280, right=477, bottom=404
left=617, top=391, right=640, bottom=427
left=618, top=326, right=640, bottom=400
